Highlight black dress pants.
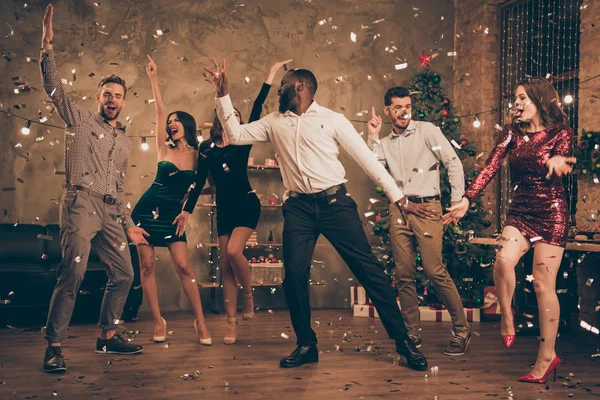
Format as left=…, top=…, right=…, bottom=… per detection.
left=282, top=187, right=408, bottom=345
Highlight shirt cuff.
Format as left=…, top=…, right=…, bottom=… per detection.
left=386, top=186, right=404, bottom=204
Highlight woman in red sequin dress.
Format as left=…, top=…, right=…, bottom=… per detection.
left=446, top=77, right=576, bottom=384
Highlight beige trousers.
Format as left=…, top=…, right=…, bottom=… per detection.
left=389, top=200, right=469, bottom=336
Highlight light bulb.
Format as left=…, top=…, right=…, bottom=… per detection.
left=21, top=120, right=31, bottom=135
left=141, top=137, right=149, bottom=151
left=472, top=117, right=481, bottom=128
left=564, top=95, right=573, bottom=104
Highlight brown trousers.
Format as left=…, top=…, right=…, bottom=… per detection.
left=389, top=200, right=469, bottom=336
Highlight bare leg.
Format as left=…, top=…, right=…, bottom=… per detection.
left=530, top=242, right=563, bottom=377
left=219, top=235, right=237, bottom=340
left=493, top=226, right=531, bottom=336
left=138, top=245, right=165, bottom=338
left=226, top=227, right=255, bottom=316
left=167, top=241, right=210, bottom=340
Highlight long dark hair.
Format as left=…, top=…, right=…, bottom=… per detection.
left=512, top=77, right=568, bottom=133
left=166, top=111, right=198, bottom=149
left=209, top=107, right=243, bottom=144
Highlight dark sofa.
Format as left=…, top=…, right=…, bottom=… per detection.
left=0, top=223, right=142, bottom=327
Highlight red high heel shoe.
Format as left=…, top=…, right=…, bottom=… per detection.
left=501, top=309, right=516, bottom=348
left=518, top=356, right=561, bottom=384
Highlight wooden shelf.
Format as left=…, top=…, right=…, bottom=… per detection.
left=470, top=237, right=600, bottom=252
left=197, top=243, right=329, bottom=248
left=198, top=203, right=282, bottom=208
left=248, top=164, right=280, bottom=170
left=197, top=281, right=282, bottom=288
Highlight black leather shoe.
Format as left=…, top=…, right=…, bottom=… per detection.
left=279, top=345, right=319, bottom=368
left=43, top=346, right=67, bottom=373
left=396, top=337, right=428, bottom=371
left=95, top=333, right=144, bottom=355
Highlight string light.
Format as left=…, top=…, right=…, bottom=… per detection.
left=564, top=94, right=573, bottom=104
left=21, top=120, right=31, bottom=135
left=141, top=137, right=149, bottom=151
left=472, top=116, right=481, bottom=128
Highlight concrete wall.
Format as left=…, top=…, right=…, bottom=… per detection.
left=0, top=0, right=456, bottom=311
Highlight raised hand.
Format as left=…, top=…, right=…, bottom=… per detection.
left=368, top=106, right=383, bottom=138
left=145, top=55, right=158, bottom=80
left=443, top=197, right=469, bottom=225
left=42, top=4, right=54, bottom=47
left=204, top=57, right=228, bottom=97
left=266, top=59, right=293, bottom=85
left=545, top=155, right=576, bottom=179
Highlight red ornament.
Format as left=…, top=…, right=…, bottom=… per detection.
left=375, top=215, right=382, bottom=222
left=459, top=138, right=468, bottom=146
left=442, top=109, right=449, bottom=116
left=417, top=50, right=433, bottom=68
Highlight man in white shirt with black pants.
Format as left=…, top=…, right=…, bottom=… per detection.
left=205, top=59, right=427, bottom=371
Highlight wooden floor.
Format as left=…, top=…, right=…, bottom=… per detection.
left=0, top=310, right=598, bottom=400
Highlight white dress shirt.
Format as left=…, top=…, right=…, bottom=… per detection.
left=216, top=94, right=404, bottom=203
left=367, top=120, right=465, bottom=202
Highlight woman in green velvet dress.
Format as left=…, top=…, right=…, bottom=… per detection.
left=131, top=56, right=212, bottom=345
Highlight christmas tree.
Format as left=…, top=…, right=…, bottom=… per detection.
left=369, top=69, right=496, bottom=308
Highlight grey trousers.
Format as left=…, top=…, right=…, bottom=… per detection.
left=45, top=189, right=134, bottom=343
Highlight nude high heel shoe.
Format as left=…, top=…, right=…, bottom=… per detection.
left=223, top=317, right=238, bottom=345
left=153, top=317, right=167, bottom=343
left=242, top=292, right=254, bottom=321
left=194, top=319, right=212, bottom=346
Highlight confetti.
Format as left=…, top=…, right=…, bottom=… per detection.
left=530, top=236, right=542, bottom=243
left=450, top=139, right=461, bottom=149
left=525, top=275, right=534, bottom=282
left=586, top=278, right=594, bottom=287
left=350, top=32, right=357, bottom=42
left=37, top=234, right=53, bottom=241
left=447, top=51, right=457, bottom=56
left=281, top=332, right=289, bottom=339
left=394, top=63, right=408, bottom=70
left=364, top=211, right=375, bottom=217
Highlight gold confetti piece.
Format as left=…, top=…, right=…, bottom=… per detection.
left=447, top=51, right=457, bottom=56
left=75, top=256, right=82, bottom=263
left=395, top=63, right=407, bottom=70
left=556, top=289, right=567, bottom=294
left=364, top=211, right=375, bottom=217
left=152, top=208, right=159, bottom=219
left=450, top=139, right=461, bottom=149
left=350, top=32, right=357, bottom=42
left=373, top=18, right=385, bottom=24
left=281, top=332, right=289, bottom=339
left=37, top=234, right=53, bottom=241
left=530, top=236, right=542, bottom=243
left=525, top=274, right=534, bottom=282
left=424, top=232, right=433, bottom=238
left=369, top=198, right=380, bottom=204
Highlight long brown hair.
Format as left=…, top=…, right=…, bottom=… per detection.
left=512, top=77, right=568, bottom=132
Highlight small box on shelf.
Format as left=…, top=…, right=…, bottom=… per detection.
left=249, top=262, right=284, bottom=286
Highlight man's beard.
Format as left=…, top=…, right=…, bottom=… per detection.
left=100, top=105, right=121, bottom=121
left=279, top=87, right=297, bottom=113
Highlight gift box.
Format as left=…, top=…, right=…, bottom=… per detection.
left=481, top=286, right=513, bottom=321
left=352, top=298, right=401, bottom=318
left=418, top=306, right=481, bottom=322
left=350, top=285, right=371, bottom=305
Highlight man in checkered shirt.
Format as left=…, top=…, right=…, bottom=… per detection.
left=40, top=4, right=148, bottom=374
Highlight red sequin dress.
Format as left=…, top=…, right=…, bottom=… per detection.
left=464, top=124, right=573, bottom=247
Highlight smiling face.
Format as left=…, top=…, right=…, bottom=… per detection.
left=512, top=85, right=539, bottom=124
left=167, top=113, right=185, bottom=142
left=96, top=83, right=126, bottom=120
left=384, top=96, right=412, bottom=130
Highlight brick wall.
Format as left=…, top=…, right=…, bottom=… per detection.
left=577, top=1, right=600, bottom=228
left=453, top=0, right=504, bottom=232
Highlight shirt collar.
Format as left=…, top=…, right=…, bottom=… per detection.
left=390, top=119, right=417, bottom=138
left=283, top=100, right=320, bottom=117
left=94, top=112, right=127, bottom=133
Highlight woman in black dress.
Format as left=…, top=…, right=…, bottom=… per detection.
left=177, top=60, right=291, bottom=344
left=131, top=56, right=212, bottom=345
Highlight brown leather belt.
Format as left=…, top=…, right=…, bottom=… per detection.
left=407, top=195, right=440, bottom=203
left=289, top=183, right=346, bottom=199
left=68, top=184, right=118, bottom=205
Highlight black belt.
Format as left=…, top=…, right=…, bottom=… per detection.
left=289, top=184, right=346, bottom=199
left=407, top=195, right=440, bottom=203
left=68, top=185, right=118, bottom=205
